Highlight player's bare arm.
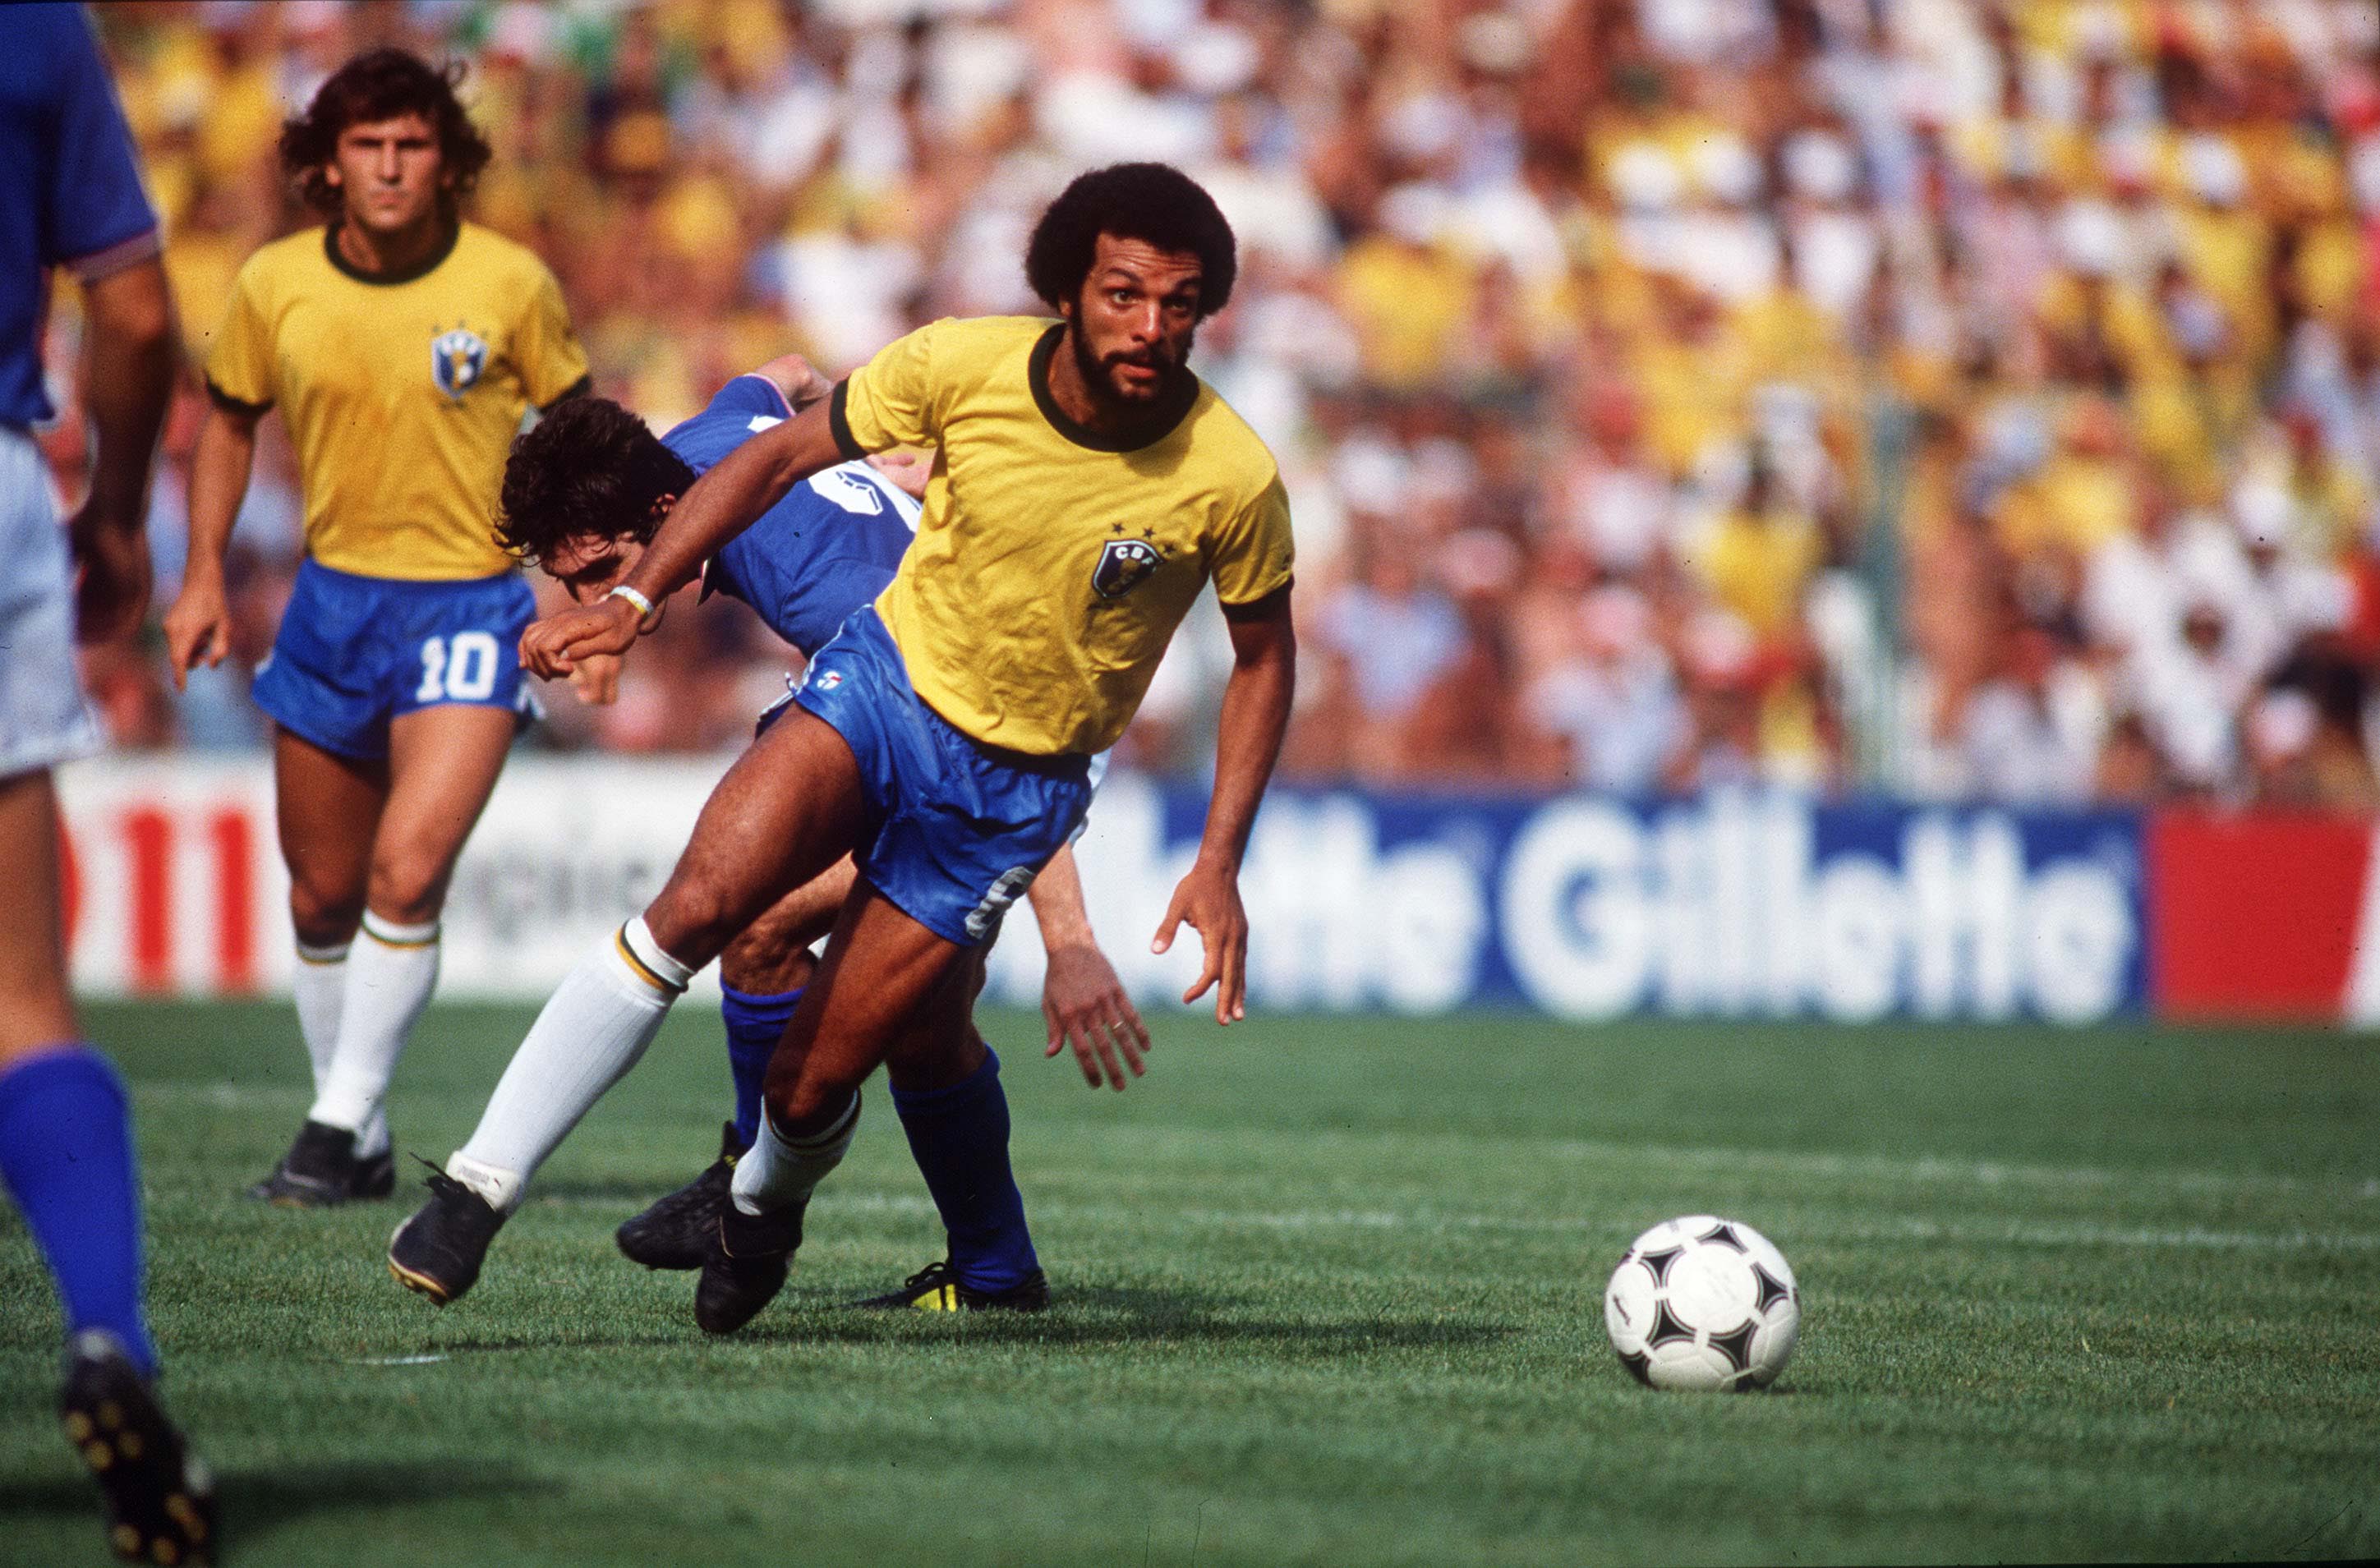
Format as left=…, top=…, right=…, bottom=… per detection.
left=518, top=400, right=848, bottom=678
left=69, top=255, right=176, bottom=643
left=753, top=352, right=832, bottom=412
left=1032, top=843, right=1150, bottom=1090
left=1153, top=586, right=1296, bottom=1024
left=163, top=400, right=264, bottom=687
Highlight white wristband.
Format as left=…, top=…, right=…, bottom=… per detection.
left=607, top=584, right=656, bottom=619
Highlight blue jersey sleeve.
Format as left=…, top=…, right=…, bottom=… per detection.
left=661, top=375, right=796, bottom=477
left=36, top=7, right=157, bottom=269
left=707, top=375, right=792, bottom=423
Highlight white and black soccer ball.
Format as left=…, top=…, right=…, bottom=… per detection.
left=1604, top=1216, right=1800, bottom=1391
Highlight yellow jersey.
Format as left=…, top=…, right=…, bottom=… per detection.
left=834, top=315, right=1293, bottom=756
left=203, top=222, right=587, bottom=581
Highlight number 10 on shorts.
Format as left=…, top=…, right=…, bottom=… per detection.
left=416, top=631, right=501, bottom=702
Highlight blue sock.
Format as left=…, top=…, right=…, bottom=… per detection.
left=720, top=986, right=803, bottom=1149
left=0, top=1047, right=157, bottom=1377
left=891, top=1046, right=1039, bottom=1292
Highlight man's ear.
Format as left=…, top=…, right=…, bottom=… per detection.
left=647, top=492, right=679, bottom=523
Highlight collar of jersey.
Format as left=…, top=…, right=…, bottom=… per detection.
left=323, top=219, right=460, bottom=286
left=1027, top=324, right=1199, bottom=453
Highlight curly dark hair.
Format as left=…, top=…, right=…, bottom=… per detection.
left=495, top=398, right=695, bottom=564
left=279, top=48, right=492, bottom=217
left=1024, top=163, right=1237, bottom=319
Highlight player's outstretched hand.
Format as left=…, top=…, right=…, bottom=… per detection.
left=865, top=448, right=932, bottom=500
left=1153, top=859, right=1249, bottom=1025
left=70, top=507, right=152, bottom=647
left=1043, top=942, right=1150, bottom=1090
left=569, top=651, right=625, bottom=706
left=159, top=572, right=229, bottom=690
left=520, top=594, right=642, bottom=679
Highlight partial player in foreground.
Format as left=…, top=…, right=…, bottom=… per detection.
left=163, top=48, right=588, bottom=1207
left=390, top=161, right=1296, bottom=1336
left=458, top=356, right=1147, bottom=1306
left=0, top=8, right=216, bottom=1561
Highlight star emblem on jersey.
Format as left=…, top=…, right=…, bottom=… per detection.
left=430, top=326, right=489, bottom=401
left=1092, top=536, right=1164, bottom=600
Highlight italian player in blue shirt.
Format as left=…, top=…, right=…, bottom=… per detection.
left=472, top=352, right=1149, bottom=1308
left=0, top=7, right=216, bottom=1561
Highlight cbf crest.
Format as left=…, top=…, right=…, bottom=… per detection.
left=1093, top=531, right=1167, bottom=599
left=430, top=326, right=489, bottom=401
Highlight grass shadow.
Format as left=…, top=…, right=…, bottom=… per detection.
left=739, top=1281, right=1520, bottom=1355
left=513, top=1177, right=686, bottom=1207
left=0, top=1458, right=549, bottom=1549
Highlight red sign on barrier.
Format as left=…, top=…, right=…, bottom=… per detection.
left=2147, top=812, right=2371, bottom=1023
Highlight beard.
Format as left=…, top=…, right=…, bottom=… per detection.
left=1070, top=321, right=1194, bottom=413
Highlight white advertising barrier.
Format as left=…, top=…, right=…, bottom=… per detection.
left=57, top=755, right=720, bottom=1001
left=54, top=758, right=2143, bottom=1023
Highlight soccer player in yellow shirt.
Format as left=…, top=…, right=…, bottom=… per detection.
left=388, top=164, right=1296, bottom=1333
left=162, top=50, right=588, bottom=1207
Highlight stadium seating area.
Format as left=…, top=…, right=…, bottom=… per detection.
left=43, top=0, right=2380, bottom=804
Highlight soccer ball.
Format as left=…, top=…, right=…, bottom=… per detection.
left=1604, top=1216, right=1800, bottom=1391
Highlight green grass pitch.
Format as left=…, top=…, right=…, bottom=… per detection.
left=4, top=1001, right=2378, bottom=1566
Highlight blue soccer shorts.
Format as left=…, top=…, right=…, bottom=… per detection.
left=253, top=559, right=537, bottom=761
left=791, top=605, right=1092, bottom=947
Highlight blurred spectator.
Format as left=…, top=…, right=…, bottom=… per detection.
left=35, top=0, right=2373, bottom=813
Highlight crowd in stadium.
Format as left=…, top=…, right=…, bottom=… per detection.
left=39, top=0, right=2380, bottom=806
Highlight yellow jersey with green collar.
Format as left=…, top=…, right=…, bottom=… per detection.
left=831, top=315, right=1294, bottom=756
left=203, top=221, right=587, bottom=581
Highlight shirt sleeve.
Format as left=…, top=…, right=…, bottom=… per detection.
left=202, top=255, right=277, bottom=412
left=514, top=263, right=590, bottom=408
left=1208, top=474, right=1296, bottom=606
left=707, top=374, right=792, bottom=422
left=42, top=9, right=159, bottom=274
left=833, top=320, right=943, bottom=456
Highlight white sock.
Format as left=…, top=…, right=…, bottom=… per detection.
left=730, top=1091, right=860, bottom=1216
left=448, top=917, right=693, bottom=1213
left=292, top=940, right=386, bottom=1156
left=309, top=912, right=439, bottom=1143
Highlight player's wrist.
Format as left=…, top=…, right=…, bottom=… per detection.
left=605, top=584, right=656, bottom=621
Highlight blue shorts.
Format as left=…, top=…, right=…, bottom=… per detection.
left=792, top=606, right=1092, bottom=946
left=253, top=559, right=537, bottom=761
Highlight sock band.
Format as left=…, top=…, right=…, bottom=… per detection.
left=732, top=1087, right=860, bottom=1215
left=296, top=940, right=352, bottom=965
left=772, top=1087, right=860, bottom=1151
left=360, top=910, right=440, bottom=948
left=617, top=917, right=693, bottom=995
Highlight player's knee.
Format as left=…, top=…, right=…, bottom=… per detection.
left=721, top=925, right=817, bottom=996
left=767, top=1055, right=863, bottom=1129
left=365, top=852, right=451, bottom=927
left=286, top=878, right=364, bottom=946
left=644, top=881, right=743, bottom=971
left=884, top=1029, right=986, bottom=1094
